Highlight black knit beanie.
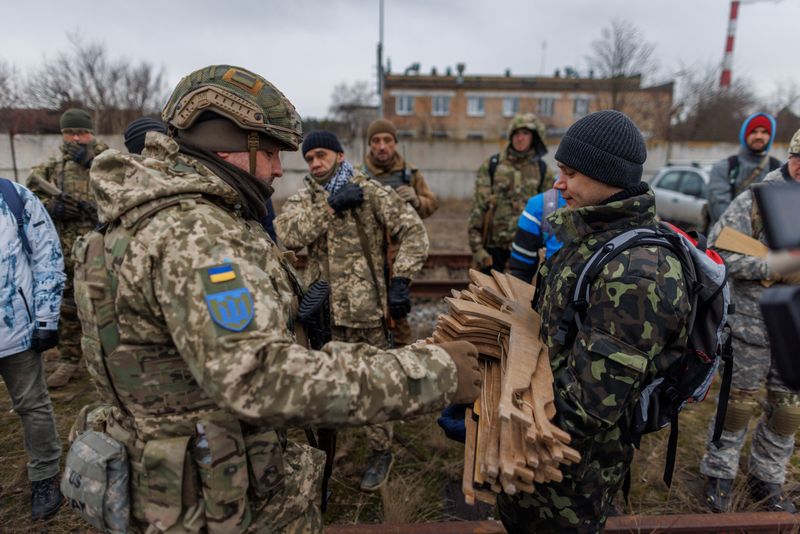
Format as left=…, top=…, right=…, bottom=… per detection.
left=124, top=117, right=167, bottom=154
left=555, top=110, right=646, bottom=188
left=302, top=130, right=344, bottom=156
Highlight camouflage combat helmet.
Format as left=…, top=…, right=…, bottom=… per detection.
left=789, top=128, right=800, bottom=157
left=162, top=65, right=302, bottom=152
left=508, top=112, right=546, bottom=141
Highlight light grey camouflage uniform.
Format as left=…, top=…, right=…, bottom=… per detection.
left=275, top=170, right=428, bottom=451
left=78, top=131, right=458, bottom=533
left=700, top=166, right=800, bottom=485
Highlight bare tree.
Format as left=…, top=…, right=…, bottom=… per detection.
left=26, top=33, right=167, bottom=133
left=671, top=63, right=757, bottom=142
left=328, top=80, right=378, bottom=143
left=0, top=60, right=21, bottom=109
left=763, top=79, right=800, bottom=141
left=586, top=18, right=658, bottom=110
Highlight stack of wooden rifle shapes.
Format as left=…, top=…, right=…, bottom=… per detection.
left=430, top=269, right=581, bottom=505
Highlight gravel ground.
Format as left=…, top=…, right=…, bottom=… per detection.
left=408, top=298, right=450, bottom=342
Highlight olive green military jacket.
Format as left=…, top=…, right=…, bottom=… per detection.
left=86, top=133, right=456, bottom=532
left=275, top=173, right=429, bottom=329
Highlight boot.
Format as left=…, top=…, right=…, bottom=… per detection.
left=360, top=450, right=394, bottom=492
left=31, top=475, right=62, bottom=521
left=704, top=476, right=734, bottom=513
left=747, top=475, right=797, bottom=513
left=46, top=362, right=78, bottom=388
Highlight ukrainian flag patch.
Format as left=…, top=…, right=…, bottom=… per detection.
left=208, top=264, right=236, bottom=283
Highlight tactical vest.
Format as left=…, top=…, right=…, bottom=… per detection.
left=363, top=165, right=413, bottom=189
left=72, top=194, right=289, bottom=533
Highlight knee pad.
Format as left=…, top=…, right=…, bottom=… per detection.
left=723, top=388, right=759, bottom=432
left=767, top=392, right=800, bottom=437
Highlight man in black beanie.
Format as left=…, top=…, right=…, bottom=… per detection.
left=496, top=110, right=692, bottom=532
left=275, top=130, right=430, bottom=492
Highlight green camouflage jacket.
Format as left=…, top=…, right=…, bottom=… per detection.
left=467, top=147, right=555, bottom=264
left=84, top=133, right=456, bottom=532
left=275, top=172, right=428, bottom=329
left=539, top=189, right=690, bottom=462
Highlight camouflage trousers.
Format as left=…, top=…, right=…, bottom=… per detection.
left=496, top=437, right=632, bottom=533
left=700, top=338, right=800, bottom=484
left=330, top=325, right=393, bottom=451
left=58, top=258, right=83, bottom=364
left=133, top=442, right=325, bottom=534
left=389, top=316, right=412, bottom=347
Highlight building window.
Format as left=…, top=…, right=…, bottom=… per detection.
left=467, top=96, right=485, bottom=116
left=396, top=95, right=414, bottom=116
left=397, top=129, right=415, bottom=139
left=466, top=131, right=485, bottom=140
left=502, top=97, right=519, bottom=117
left=432, top=95, right=450, bottom=116
left=537, top=97, right=555, bottom=117
left=431, top=130, right=449, bottom=138
left=573, top=98, right=590, bottom=118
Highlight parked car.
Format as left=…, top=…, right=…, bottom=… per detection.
left=650, top=163, right=710, bottom=231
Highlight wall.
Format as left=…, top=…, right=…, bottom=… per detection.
left=1, top=133, right=787, bottom=200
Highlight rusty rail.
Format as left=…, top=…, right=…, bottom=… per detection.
left=326, top=512, right=800, bottom=533
left=411, top=279, right=469, bottom=298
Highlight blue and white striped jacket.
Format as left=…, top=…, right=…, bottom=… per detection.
left=1, top=181, right=65, bottom=358
left=508, top=188, right=566, bottom=282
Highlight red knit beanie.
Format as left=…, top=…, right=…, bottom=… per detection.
left=745, top=114, right=772, bottom=137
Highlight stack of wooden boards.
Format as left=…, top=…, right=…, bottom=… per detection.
left=430, top=269, right=581, bottom=505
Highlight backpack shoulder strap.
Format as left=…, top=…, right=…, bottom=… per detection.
left=488, top=153, right=500, bottom=188
left=540, top=189, right=558, bottom=238
left=553, top=227, right=677, bottom=344
left=0, top=178, right=32, bottom=256
left=536, top=159, right=548, bottom=194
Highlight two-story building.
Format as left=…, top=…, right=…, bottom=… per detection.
left=383, top=70, right=673, bottom=142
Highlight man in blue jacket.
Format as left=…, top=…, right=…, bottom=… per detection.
left=507, top=188, right=566, bottom=282
left=0, top=178, right=65, bottom=520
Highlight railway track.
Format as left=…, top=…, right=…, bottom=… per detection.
left=326, top=512, right=800, bottom=533
left=293, top=252, right=474, bottom=298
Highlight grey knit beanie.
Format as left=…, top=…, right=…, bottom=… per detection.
left=555, top=110, right=646, bottom=188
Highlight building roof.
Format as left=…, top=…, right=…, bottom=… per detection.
left=384, top=73, right=672, bottom=93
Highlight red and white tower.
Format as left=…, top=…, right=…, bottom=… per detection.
left=719, top=0, right=739, bottom=89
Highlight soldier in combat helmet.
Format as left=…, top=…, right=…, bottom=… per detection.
left=69, top=65, right=481, bottom=533
left=27, top=108, right=107, bottom=388
left=468, top=112, right=555, bottom=274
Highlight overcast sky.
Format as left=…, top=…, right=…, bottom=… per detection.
left=3, top=0, right=796, bottom=118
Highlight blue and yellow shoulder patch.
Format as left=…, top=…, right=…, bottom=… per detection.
left=199, top=263, right=254, bottom=333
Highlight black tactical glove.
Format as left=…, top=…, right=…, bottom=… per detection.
left=327, top=183, right=364, bottom=213
left=30, top=328, right=59, bottom=353
left=298, top=280, right=331, bottom=350
left=48, top=197, right=82, bottom=221
left=63, top=142, right=92, bottom=167
left=77, top=200, right=99, bottom=223
left=387, top=277, right=411, bottom=319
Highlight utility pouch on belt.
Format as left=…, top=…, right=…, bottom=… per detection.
left=61, top=430, right=130, bottom=534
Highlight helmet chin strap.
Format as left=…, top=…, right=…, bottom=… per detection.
left=248, top=132, right=260, bottom=175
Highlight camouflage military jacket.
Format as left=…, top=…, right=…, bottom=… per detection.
left=361, top=154, right=439, bottom=219
left=708, top=167, right=788, bottom=347
left=538, top=189, right=690, bottom=455
left=467, top=147, right=555, bottom=264
left=85, top=133, right=456, bottom=532
left=275, top=172, right=428, bottom=329
left=27, top=140, right=108, bottom=236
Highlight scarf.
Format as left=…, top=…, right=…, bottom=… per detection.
left=313, top=160, right=356, bottom=195
left=506, top=145, right=537, bottom=164
left=175, top=139, right=272, bottom=221
left=365, top=151, right=402, bottom=176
